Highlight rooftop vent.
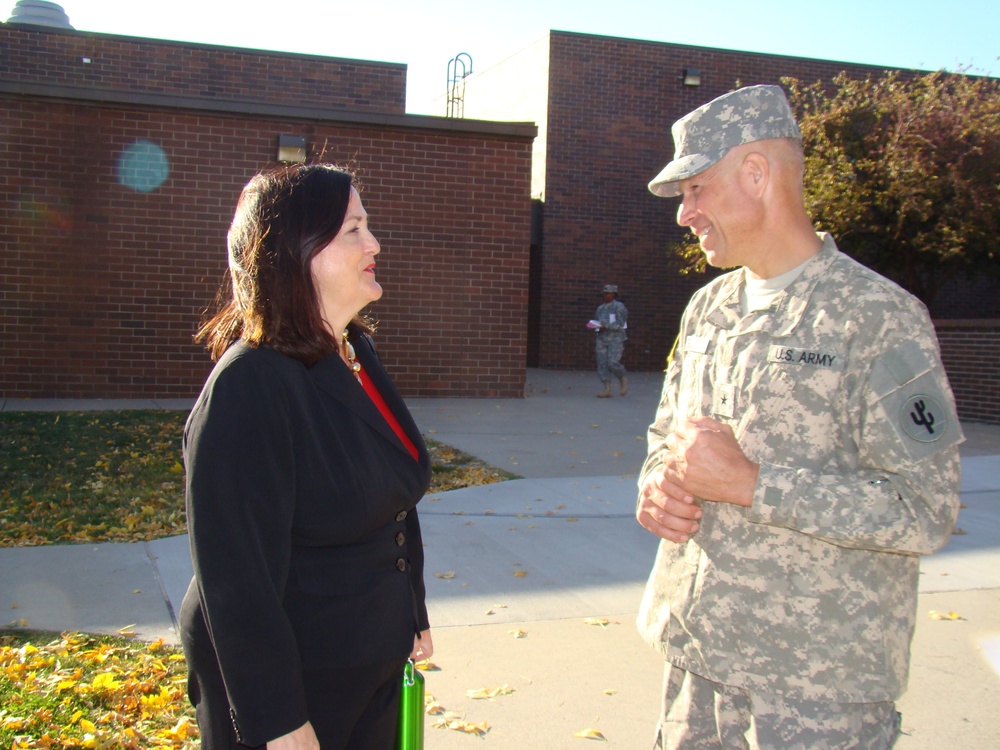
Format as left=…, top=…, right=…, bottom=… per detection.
left=6, top=0, right=73, bottom=29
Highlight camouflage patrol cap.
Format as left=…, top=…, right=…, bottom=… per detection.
left=648, top=84, right=801, bottom=198
left=602, top=284, right=619, bottom=294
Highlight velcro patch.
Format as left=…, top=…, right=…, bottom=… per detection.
left=685, top=335, right=710, bottom=354
left=870, top=366, right=963, bottom=461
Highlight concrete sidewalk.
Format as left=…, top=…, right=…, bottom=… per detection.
left=2, top=369, right=999, bottom=748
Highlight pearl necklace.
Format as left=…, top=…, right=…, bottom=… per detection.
left=342, top=330, right=362, bottom=383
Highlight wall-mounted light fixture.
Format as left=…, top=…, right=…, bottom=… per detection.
left=276, top=135, right=307, bottom=163
left=683, top=69, right=702, bottom=87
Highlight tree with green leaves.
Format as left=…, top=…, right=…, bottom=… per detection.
left=670, top=71, right=1000, bottom=308
left=783, top=70, right=1000, bottom=306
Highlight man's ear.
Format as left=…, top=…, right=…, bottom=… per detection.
left=742, top=152, right=770, bottom=198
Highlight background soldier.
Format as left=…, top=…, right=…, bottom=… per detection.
left=593, top=283, right=629, bottom=397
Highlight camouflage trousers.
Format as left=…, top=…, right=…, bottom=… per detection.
left=596, top=336, right=626, bottom=383
left=653, top=662, right=901, bottom=750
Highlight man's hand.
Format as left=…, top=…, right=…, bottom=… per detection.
left=664, top=417, right=759, bottom=507
left=636, top=471, right=702, bottom=543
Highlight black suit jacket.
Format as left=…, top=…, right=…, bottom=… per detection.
left=179, top=328, right=431, bottom=747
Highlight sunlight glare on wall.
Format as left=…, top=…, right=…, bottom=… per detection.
left=116, top=139, right=170, bottom=192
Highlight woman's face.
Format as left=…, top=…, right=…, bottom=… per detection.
left=310, top=187, right=382, bottom=333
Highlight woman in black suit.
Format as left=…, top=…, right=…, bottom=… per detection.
left=179, top=163, right=433, bottom=750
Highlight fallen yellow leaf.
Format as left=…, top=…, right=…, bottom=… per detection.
left=424, top=693, right=447, bottom=715
left=583, top=617, right=611, bottom=627
left=513, top=570, right=528, bottom=578
left=435, top=571, right=456, bottom=579
left=573, top=727, right=607, bottom=740
left=508, top=629, right=527, bottom=639
left=928, top=610, right=964, bottom=620
left=433, top=717, right=490, bottom=736
left=91, top=672, right=122, bottom=690
left=467, top=684, right=515, bottom=699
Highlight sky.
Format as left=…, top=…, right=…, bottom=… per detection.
left=33, top=0, right=1000, bottom=116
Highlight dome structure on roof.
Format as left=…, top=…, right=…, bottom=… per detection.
left=6, top=0, right=73, bottom=28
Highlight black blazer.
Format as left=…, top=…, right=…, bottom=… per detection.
left=179, top=327, right=431, bottom=747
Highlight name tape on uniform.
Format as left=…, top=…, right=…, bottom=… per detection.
left=768, top=345, right=844, bottom=371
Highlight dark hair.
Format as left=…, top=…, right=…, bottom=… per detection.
left=197, top=163, right=372, bottom=364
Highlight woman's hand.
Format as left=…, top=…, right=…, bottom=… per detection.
left=410, top=629, right=434, bottom=661
left=266, top=721, right=320, bottom=750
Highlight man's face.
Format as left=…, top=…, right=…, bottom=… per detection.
left=602, top=292, right=616, bottom=303
left=674, top=151, right=756, bottom=269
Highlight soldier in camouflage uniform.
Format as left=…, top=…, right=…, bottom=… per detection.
left=594, top=283, right=629, bottom=397
left=635, top=85, right=964, bottom=749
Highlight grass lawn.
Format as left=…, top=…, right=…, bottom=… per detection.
left=0, top=630, right=196, bottom=749
left=0, top=409, right=517, bottom=548
left=0, top=409, right=516, bottom=746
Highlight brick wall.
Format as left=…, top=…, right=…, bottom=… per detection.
left=0, top=25, right=406, bottom=113
left=936, top=321, right=1000, bottom=424
left=539, top=32, right=915, bottom=373
left=0, top=26, right=534, bottom=399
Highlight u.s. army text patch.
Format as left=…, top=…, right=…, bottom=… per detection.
left=768, top=345, right=845, bottom=371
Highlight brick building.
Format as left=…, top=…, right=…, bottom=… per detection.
left=3, top=21, right=997, bottom=421
left=0, top=21, right=536, bottom=399
left=460, top=31, right=999, bottom=422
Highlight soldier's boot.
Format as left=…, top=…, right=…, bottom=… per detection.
left=619, top=376, right=628, bottom=396
left=597, top=382, right=612, bottom=398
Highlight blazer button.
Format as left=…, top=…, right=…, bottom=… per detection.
left=395, top=532, right=406, bottom=546
left=395, top=558, right=406, bottom=572
left=395, top=510, right=408, bottom=522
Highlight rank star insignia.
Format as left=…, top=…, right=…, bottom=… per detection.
left=714, top=384, right=736, bottom=419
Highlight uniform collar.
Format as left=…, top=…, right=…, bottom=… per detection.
left=705, top=233, right=840, bottom=337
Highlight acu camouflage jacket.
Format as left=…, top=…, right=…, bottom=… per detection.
left=638, top=234, right=963, bottom=702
